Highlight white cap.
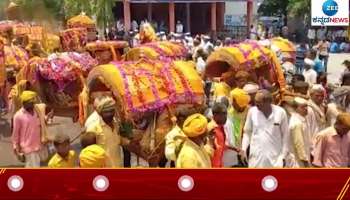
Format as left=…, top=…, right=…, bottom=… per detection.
left=304, top=58, right=315, bottom=66
left=243, top=83, right=260, bottom=94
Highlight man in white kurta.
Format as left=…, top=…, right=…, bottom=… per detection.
left=289, top=97, right=312, bottom=167
left=241, top=90, right=289, bottom=168
left=308, top=84, right=327, bottom=135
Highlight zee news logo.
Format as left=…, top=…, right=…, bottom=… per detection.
left=312, top=0, right=349, bottom=26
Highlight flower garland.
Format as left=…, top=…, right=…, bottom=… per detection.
left=160, top=60, right=177, bottom=105
left=112, top=59, right=199, bottom=115
left=172, top=64, right=195, bottom=104
left=233, top=44, right=253, bottom=71
left=112, top=61, right=135, bottom=113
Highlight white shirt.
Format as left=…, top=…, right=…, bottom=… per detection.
left=242, top=105, right=289, bottom=168
left=84, top=111, right=100, bottom=129
left=303, top=68, right=317, bottom=86
left=176, top=23, right=183, bottom=33
left=196, top=57, right=206, bottom=76
left=308, top=29, right=316, bottom=39
left=131, top=20, right=138, bottom=31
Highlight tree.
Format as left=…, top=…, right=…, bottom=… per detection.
left=63, top=0, right=116, bottom=36
left=63, top=0, right=94, bottom=19
left=287, top=0, right=311, bottom=26
left=258, top=0, right=289, bottom=17
left=93, top=0, right=116, bottom=31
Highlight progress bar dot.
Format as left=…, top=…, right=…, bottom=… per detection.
left=7, top=175, right=24, bottom=192
left=261, top=175, right=278, bottom=192
left=93, top=175, right=109, bottom=192
left=178, top=175, right=194, bottom=192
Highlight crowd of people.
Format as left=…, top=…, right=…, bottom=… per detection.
left=3, top=18, right=350, bottom=169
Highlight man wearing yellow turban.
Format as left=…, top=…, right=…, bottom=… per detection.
left=12, top=90, right=48, bottom=167
left=86, top=96, right=130, bottom=167
left=79, top=132, right=107, bottom=168
left=228, top=88, right=251, bottom=151
left=176, top=114, right=212, bottom=168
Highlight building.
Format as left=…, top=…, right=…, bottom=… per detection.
left=113, top=0, right=254, bottom=36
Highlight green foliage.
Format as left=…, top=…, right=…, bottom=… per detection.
left=287, top=0, right=311, bottom=17
left=3, top=0, right=116, bottom=30
left=258, top=0, right=289, bottom=16
left=63, top=0, right=94, bottom=19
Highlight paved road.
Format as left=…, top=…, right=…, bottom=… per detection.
left=0, top=53, right=349, bottom=167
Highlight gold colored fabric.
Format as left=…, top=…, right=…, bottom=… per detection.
left=124, top=41, right=185, bottom=61
left=86, top=41, right=129, bottom=51
left=271, top=37, right=296, bottom=53
left=67, top=13, right=95, bottom=29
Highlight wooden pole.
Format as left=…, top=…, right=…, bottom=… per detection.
left=186, top=3, right=191, bottom=33
left=147, top=3, right=152, bottom=22
left=169, top=2, right=175, bottom=33
left=123, top=0, right=131, bottom=32
left=211, top=2, right=217, bottom=36
left=247, top=0, right=253, bottom=37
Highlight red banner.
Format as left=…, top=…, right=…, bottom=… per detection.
left=1, top=169, right=350, bottom=200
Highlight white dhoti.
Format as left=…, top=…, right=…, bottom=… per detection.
left=24, top=151, right=41, bottom=168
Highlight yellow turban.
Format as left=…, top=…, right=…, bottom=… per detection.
left=20, top=90, right=37, bottom=103
left=213, top=82, right=230, bottom=98
left=96, top=96, right=116, bottom=113
left=337, top=113, right=350, bottom=128
left=230, top=88, right=251, bottom=108
left=79, top=144, right=106, bottom=168
left=183, top=114, right=208, bottom=138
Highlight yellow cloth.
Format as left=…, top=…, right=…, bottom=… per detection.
left=79, top=144, right=106, bottom=168
left=20, top=90, right=37, bottom=103
left=230, top=88, right=251, bottom=108
left=165, top=125, right=186, bottom=161
left=96, top=96, right=115, bottom=113
left=48, top=150, right=76, bottom=168
left=86, top=116, right=122, bottom=167
left=213, top=82, right=230, bottom=99
left=183, top=114, right=208, bottom=138
left=8, top=80, right=28, bottom=113
left=176, top=139, right=212, bottom=168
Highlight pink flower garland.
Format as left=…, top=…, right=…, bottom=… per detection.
left=112, top=61, right=136, bottom=113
